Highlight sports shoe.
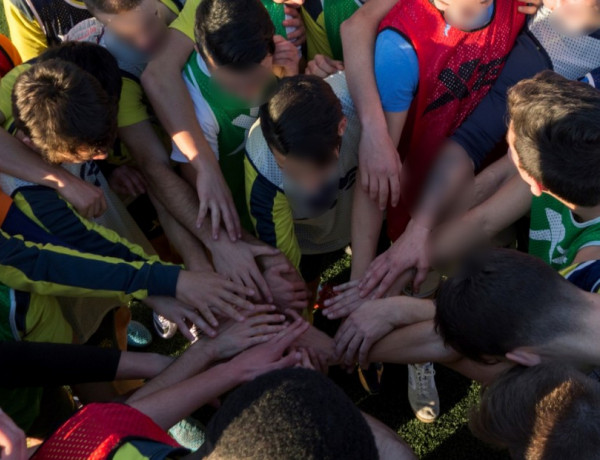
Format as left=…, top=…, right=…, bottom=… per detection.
left=153, top=312, right=177, bottom=339
left=168, top=417, right=206, bottom=451
left=358, top=362, right=384, bottom=395
left=407, top=363, right=440, bottom=423
left=127, top=320, right=153, bottom=348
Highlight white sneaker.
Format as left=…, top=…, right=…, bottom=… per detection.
left=153, top=312, right=177, bottom=339
left=407, top=363, right=440, bottom=423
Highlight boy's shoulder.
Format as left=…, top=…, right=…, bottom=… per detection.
left=245, top=120, right=284, bottom=190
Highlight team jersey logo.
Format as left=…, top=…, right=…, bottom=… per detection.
left=424, top=56, right=507, bottom=114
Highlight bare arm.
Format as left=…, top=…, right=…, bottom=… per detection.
left=432, top=174, right=532, bottom=266
left=115, top=352, right=174, bottom=380
left=0, top=129, right=106, bottom=218
left=142, top=29, right=241, bottom=241
left=340, top=0, right=402, bottom=210
left=362, top=413, right=417, bottom=460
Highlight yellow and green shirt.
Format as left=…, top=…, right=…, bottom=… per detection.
left=244, top=72, right=359, bottom=268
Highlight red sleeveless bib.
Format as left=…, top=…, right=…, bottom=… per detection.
left=379, top=0, right=524, bottom=239
left=33, top=403, right=180, bottom=460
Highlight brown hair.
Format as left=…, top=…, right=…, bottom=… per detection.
left=507, top=70, right=600, bottom=207
left=470, top=364, right=600, bottom=460
left=12, top=59, right=118, bottom=164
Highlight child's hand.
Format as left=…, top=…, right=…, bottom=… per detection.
left=283, top=6, right=306, bottom=46
left=305, top=54, right=344, bottom=79
left=228, top=316, right=309, bottom=382
left=58, top=175, right=107, bottom=218
left=273, top=35, right=300, bottom=77
left=287, top=310, right=337, bottom=367
left=263, top=263, right=309, bottom=310
left=334, top=297, right=405, bottom=369
left=108, top=165, right=147, bottom=198
left=322, top=280, right=366, bottom=320
left=210, top=237, right=279, bottom=303
left=210, top=306, right=287, bottom=360
left=175, top=270, right=256, bottom=335
left=0, top=409, right=26, bottom=460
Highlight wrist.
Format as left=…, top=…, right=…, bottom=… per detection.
left=407, top=217, right=432, bottom=236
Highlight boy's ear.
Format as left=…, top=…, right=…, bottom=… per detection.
left=530, top=180, right=544, bottom=197
left=505, top=349, right=542, bottom=367
left=338, top=116, right=347, bottom=137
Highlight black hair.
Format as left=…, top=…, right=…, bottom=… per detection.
left=471, top=364, right=600, bottom=460
left=38, top=41, right=122, bottom=101
left=201, top=368, right=379, bottom=459
left=434, top=248, right=589, bottom=363
left=83, top=0, right=143, bottom=14
left=508, top=70, right=600, bottom=207
left=194, top=0, right=275, bottom=70
left=260, top=75, right=344, bottom=166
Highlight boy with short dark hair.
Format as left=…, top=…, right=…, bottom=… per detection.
left=12, top=59, right=117, bottom=165
left=245, top=73, right=359, bottom=283
left=171, top=0, right=300, bottom=232
left=471, top=364, right=600, bottom=460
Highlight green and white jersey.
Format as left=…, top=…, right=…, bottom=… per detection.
left=172, top=52, right=256, bottom=232
left=529, top=193, right=600, bottom=270
left=244, top=72, right=359, bottom=267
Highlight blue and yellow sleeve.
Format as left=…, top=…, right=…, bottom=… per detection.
left=0, top=228, right=180, bottom=301
left=244, top=155, right=301, bottom=268
left=12, top=186, right=161, bottom=263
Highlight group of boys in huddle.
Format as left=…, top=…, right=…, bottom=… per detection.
left=0, top=0, right=600, bottom=457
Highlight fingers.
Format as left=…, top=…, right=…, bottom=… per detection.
left=263, top=349, right=303, bottom=373
left=358, top=337, right=374, bottom=370
left=334, top=323, right=356, bottom=359
left=225, top=278, right=256, bottom=300
left=184, top=308, right=216, bottom=338
left=412, top=266, right=429, bottom=294
left=250, top=268, right=274, bottom=303
left=360, top=167, right=370, bottom=193
left=196, top=199, right=208, bottom=230
left=331, top=279, right=360, bottom=295
left=222, top=290, right=254, bottom=313
left=251, top=244, right=281, bottom=258
left=221, top=204, right=239, bottom=242
left=130, top=170, right=147, bottom=195
left=373, top=270, right=400, bottom=299
left=247, top=304, right=277, bottom=315
left=247, top=312, right=285, bottom=327
left=368, top=174, right=380, bottom=202
left=273, top=316, right=310, bottom=350
left=175, top=316, right=198, bottom=342
left=378, top=178, right=389, bottom=211
left=196, top=302, right=219, bottom=329
left=344, top=334, right=363, bottom=366
left=389, top=172, right=401, bottom=208
left=210, top=203, right=221, bottom=240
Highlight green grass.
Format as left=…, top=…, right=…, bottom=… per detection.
left=0, top=16, right=508, bottom=459
left=132, top=254, right=510, bottom=459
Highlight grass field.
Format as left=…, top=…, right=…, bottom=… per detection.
left=0, top=15, right=510, bottom=459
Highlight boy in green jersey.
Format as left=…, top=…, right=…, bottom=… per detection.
left=171, top=0, right=300, bottom=231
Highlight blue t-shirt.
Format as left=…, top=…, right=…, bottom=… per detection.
left=375, top=2, right=494, bottom=113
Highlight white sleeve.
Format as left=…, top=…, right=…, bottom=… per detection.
left=170, top=72, right=221, bottom=163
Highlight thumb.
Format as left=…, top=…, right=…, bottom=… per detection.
left=413, top=267, right=429, bottom=293
left=273, top=34, right=284, bottom=44
left=269, top=263, right=293, bottom=277
left=251, top=244, right=281, bottom=257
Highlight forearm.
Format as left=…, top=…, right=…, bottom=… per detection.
left=340, top=3, right=388, bottom=132
left=0, top=129, right=77, bottom=190
left=142, top=36, right=216, bottom=170
left=126, top=339, right=218, bottom=404
left=115, top=352, right=174, bottom=381
left=128, top=360, right=243, bottom=430
left=147, top=189, right=211, bottom=271
left=411, top=141, right=475, bottom=229
left=367, top=320, right=459, bottom=365
left=432, top=175, right=531, bottom=266
left=350, top=183, right=383, bottom=279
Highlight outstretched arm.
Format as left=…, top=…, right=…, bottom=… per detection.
left=142, top=28, right=241, bottom=241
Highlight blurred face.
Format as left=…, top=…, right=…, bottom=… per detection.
left=272, top=117, right=346, bottom=193
left=433, top=0, right=493, bottom=31
left=95, top=0, right=170, bottom=54
left=206, top=54, right=277, bottom=104
left=545, top=0, right=600, bottom=36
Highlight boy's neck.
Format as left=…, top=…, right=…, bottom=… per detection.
left=569, top=203, right=600, bottom=224
left=158, top=1, right=177, bottom=25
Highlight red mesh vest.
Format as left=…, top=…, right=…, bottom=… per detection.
left=33, top=403, right=181, bottom=460
left=378, top=0, right=524, bottom=240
